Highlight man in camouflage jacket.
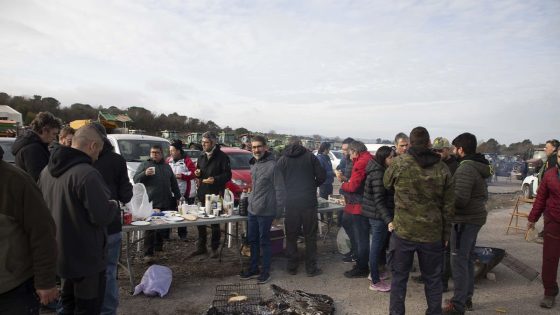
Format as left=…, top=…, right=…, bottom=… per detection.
left=384, top=127, right=454, bottom=315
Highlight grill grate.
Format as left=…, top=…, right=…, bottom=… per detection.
left=212, top=283, right=262, bottom=313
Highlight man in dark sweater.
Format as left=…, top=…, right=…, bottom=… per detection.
left=0, top=146, right=59, bottom=314
left=443, top=133, right=492, bottom=315
left=38, top=124, right=119, bottom=315
left=92, top=123, right=133, bottom=315
left=12, top=111, right=62, bottom=181
left=276, top=137, right=326, bottom=276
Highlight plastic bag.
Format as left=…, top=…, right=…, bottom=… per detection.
left=127, top=183, right=153, bottom=220
left=133, top=265, right=172, bottom=297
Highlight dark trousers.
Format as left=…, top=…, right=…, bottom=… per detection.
left=442, top=243, right=451, bottom=286
left=59, top=271, right=106, bottom=315
left=0, top=277, right=40, bottom=315
left=341, top=211, right=357, bottom=258
left=351, top=214, right=370, bottom=271
left=542, top=216, right=560, bottom=297
left=389, top=234, right=443, bottom=315
left=285, top=207, right=318, bottom=272
left=450, top=223, right=481, bottom=312
left=144, top=230, right=163, bottom=256
left=197, top=224, right=221, bottom=250
left=247, top=213, right=275, bottom=275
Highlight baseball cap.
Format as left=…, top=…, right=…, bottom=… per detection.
left=432, top=137, right=451, bottom=149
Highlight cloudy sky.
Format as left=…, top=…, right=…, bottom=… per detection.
left=1, top=0, right=559, bottom=144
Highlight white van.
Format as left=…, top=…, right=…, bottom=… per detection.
left=106, top=134, right=170, bottom=183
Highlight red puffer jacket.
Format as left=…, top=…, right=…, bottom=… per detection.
left=341, top=151, right=373, bottom=215
left=529, top=167, right=560, bottom=223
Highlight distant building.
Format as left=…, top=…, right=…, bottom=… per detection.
left=161, top=130, right=179, bottom=139
left=186, top=132, right=204, bottom=144
left=218, top=131, right=236, bottom=146
left=239, top=133, right=252, bottom=144
left=0, top=105, right=23, bottom=126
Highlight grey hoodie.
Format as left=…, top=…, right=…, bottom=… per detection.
left=248, top=152, right=283, bottom=217
left=453, top=153, right=492, bottom=226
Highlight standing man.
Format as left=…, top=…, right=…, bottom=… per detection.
left=538, top=139, right=559, bottom=183
left=240, top=135, right=283, bottom=284
left=384, top=127, right=454, bottom=315
left=12, top=111, right=62, bottom=181
left=336, top=137, right=357, bottom=262
left=38, top=125, right=119, bottom=314
left=0, top=146, right=59, bottom=314
left=527, top=149, right=560, bottom=309
left=276, top=136, right=326, bottom=276
left=443, top=133, right=491, bottom=315
left=134, top=144, right=180, bottom=262
left=91, top=123, right=133, bottom=315
left=394, top=132, right=409, bottom=156
left=190, top=131, right=232, bottom=258
left=433, top=137, right=459, bottom=175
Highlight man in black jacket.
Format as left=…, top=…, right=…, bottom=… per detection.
left=38, top=124, right=119, bottom=315
left=12, top=111, right=62, bottom=181
left=276, top=137, right=326, bottom=276
left=190, top=131, right=232, bottom=258
left=92, top=123, right=133, bottom=315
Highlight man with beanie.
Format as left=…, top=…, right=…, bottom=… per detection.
left=91, top=123, right=133, bottom=315
left=384, top=126, right=454, bottom=315
left=443, top=133, right=491, bottom=315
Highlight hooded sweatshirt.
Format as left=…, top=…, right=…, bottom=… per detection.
left=37, top=146, right=118, bottom=278
left=453, top=153, right=492, bottom=226
left=276, top=144, right=326, bottom=210
left=384, top=146, right=455, bottom=243
left=12, top=130, right=50, bottom=181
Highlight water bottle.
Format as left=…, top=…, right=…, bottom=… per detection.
left=239, top=189, right=248, bottom=216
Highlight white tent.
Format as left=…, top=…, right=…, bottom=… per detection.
left=0, top=105, right=23, bottom=125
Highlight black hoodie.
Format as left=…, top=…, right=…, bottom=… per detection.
left=12, top=130, right=50, bottom=181
left=37, top=146, right=118, bottom=278
left=276, top=144, right=326, bottom=210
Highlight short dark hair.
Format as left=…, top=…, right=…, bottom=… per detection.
left=30, top=111, right=62, bottom=133
left=151, top=144, right=163, bottom=153
left=546, top=139, right=559, bottom=150
left=252, top=135, right=267, bottom=146
left=59, top=126, right=75, bottom=139
left=375, top=146, right=395, bottom=165
left=318, top=142, right=331, bottom=154
left=288, top=136, right=302, bottom=146
left=452, top=132, right=477, bottom=155
left=409, top=127, right=430, bottom=147
left=342, top=137, right=355, bottom=145
left=348, top=140, right=367, bottom=153
left=394, top=132, right=409, bottom=145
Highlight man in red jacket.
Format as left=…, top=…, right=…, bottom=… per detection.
left=340, top=140, right=373, bottom=278
left=528, top=149, right=560, bottom=309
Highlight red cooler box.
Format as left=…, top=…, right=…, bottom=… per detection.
left=270, top=226, right=285, bottom=256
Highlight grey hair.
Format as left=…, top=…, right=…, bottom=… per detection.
left=202, top=131, right=218, bottom=142
left=394, top=132, right=409, bottom=144
left=348, top=140, right=367, bottom=153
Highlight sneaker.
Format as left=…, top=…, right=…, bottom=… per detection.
left=257, top=273, right=271, bottom=284
left=344, top=267, right=369, bottom=278
left=465, top=299, right=473, bottom=311
left=342, top=255, right=356, bottom=263
left=540, top=295, right=555, bottom=309
left=240, top=270, right=259, bottom=280
left=442, top=302, right=464, bottom=315
left=188, top=247, right=208, bottom=257
left=307, top=268, right=323, bottom=277
left=369, top=280, right=391, bottom=292
left=368, top=271, right=391, bottom=281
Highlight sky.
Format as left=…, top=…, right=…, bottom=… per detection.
left=1, top=0, right=559, bottom=145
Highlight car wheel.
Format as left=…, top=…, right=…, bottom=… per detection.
left=522, top=184, right=532, bottom=199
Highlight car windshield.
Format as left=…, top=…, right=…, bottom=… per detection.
left=0, top=142, right=15, bottom=163
left=184, top=150, right=202, bottom=159
left=227, top=153, right=252, bottom=170
left=117, top=140, right=170, bottom=162
left=331, top=151, right=342, bottom=159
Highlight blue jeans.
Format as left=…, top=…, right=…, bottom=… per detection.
left=101, top=233, right=121, bottom=315
left=351, top=214, right=370, bottom=271
left=389, top=233, right=443, bottom=315
left=369, top=219, right=388, bottom=283
left=248, top=213, right=275, bottom=276
left=450, top=223, right=481, bottom=312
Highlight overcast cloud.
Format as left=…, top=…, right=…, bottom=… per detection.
left=1, top=0, right=559, bottom=144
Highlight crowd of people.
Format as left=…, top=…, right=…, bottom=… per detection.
left=1, top=110, right=559, bottom=315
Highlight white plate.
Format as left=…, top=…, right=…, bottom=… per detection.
left=131, top=221, right=150, bottom=226
left=162, top=210, right=178, bottom=215
left=197, top=214, right=216, bottom=219
left=164, top=216, right=185, bottom=222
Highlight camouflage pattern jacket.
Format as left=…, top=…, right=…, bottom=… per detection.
left=384, top=147, right=455, bottom=243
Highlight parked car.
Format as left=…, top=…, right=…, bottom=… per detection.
left=0, top=137, right=16, bottom=164
left=106, top=134, right=171, bottom=184
left=221, top=147, right=253, bottom=202
left=521, top=175, right=539, bottom=199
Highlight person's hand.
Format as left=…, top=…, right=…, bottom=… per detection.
left=194, top=169, right=201, bottom=177
left=527, top=221, right=536, bottom=230
left=145, top=167, right=155, bottom=176
left=202, top=177, right=215, bottom=184
left=388, top=222, right=394, bottom=232
left=175, top=173, right=182, bottom=179
left=36, top=287, right=59, bottom=305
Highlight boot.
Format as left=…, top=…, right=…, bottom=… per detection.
left=189, top=243, right=208, bottom=257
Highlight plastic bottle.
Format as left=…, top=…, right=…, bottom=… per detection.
left=239, top=189, right=248, bottom=216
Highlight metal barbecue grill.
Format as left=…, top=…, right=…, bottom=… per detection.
left=211, top=283, right=262, bottom=314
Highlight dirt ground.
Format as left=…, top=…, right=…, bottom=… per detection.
left=111, top=189, right=559, bottom=315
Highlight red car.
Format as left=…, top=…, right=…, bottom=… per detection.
left=222, top=147, right=253, bottom=202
